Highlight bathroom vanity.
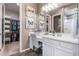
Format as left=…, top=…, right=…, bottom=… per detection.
left=29, top=32, right=79, bottom=56
left=29, top=4, right=79, bottom=56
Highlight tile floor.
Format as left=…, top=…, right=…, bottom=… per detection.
left=0, top=41, right=39, bottom=56
left=11, top=49, right=37, bottom=56
left=0, top=41, right=19, bottom=56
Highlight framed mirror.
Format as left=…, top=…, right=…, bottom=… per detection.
left=52, top=13, right=62, bottom=33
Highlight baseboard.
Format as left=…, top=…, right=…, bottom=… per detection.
left=20, top=48, right=30, bottom=52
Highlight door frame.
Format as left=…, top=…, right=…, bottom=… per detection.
left=0, top=4, right=5, bottom=52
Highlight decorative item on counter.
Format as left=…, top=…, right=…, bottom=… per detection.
left=49, top=29, right=52, bottom=33
left=49, top=29, right=56, bottom=33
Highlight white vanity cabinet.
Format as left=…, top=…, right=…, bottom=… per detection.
left=54, top=47, right=73, bottom=56
left=54, top=41, right=73, bottom=56
left=42, top=38, right=79, bottom=56
left=43, top=42, right=52, bottom=56
left=29, top=34, right=38, bottom=49
left=73, top=44, right=79, bottom=56
left=29, top=33, right=79, bottom=56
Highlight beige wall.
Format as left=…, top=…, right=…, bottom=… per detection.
left=37, top=3, right=47, bottom=13
left=26, top=3, right=37, bottom=10
left=20, top=3, right=37, bottom=50
left=37, top=3, right=52, bottom=32
left=5, top=9, right=19, bottom=20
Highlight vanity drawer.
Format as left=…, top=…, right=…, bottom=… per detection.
left=43, top=38, right=61, bottom=46
left=60, top=41, right=73, bottom=50
left=54, top=47, right=73, bottom=56
left=49, top=39, right=61, bottom=46
left=43, top=37, right=74, bottom=51
left=43, top=37, right=51, bottom=43
left=52, top=40, right=61, bottom=46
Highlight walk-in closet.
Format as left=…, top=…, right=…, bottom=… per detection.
left=0, top=3, right=20, bottom=55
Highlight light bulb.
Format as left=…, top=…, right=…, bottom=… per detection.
left=54, top=3, right=58, bottom=8
left=41, top=3, right=60, bottom=12
left=42, top=7, right=45, bottom=11
left=48, top=4, right=52, bottom=11
left=51, top=3, right=55, bottom=6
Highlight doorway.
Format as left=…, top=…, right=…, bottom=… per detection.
left=0, top=3, right=20, bottom=56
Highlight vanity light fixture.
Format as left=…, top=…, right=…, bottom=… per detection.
left=42, top=3, right=60, bottom=12
left=47, top=3, right=53, bottom=11
left=42, top=5, right=48, bottom=12
left=54, top=3, right=59, bottom=8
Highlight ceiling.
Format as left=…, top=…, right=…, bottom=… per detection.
left=5, top=3, right=19, bottom=13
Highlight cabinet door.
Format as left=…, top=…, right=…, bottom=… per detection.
left=30, top=34, right=38, bottom=48
left=43, top=43, right=52, bottom=56
left=51, top=47, right=54, bottom=56
left=73, top=44, right=79, bottom=56
left=54, top=48, right=73, bottom=56
left=29, top=36, right=33, bottom=49
left=33, top=37, right=38, bottom=48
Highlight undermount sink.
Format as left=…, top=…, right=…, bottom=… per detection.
left=57, top=34, right=62, bottom=37
left=50, top=33, right=62, bottom=37
left=43, top=32, right=49, bottom=35
left=43, top=32, right=62, bottom=37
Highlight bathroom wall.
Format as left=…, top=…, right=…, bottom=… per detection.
left=5, top=9, right=19, bottom=20
left=37, top=3, right=47, bottom=13
left=37, top=3, right=52, bottom=32
left=20, top=3, right=38, bottom=51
